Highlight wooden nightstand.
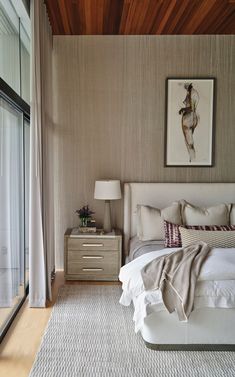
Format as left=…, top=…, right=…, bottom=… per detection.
left=64, top=229, right=122, bottom=281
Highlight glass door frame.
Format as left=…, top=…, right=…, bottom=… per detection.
left=23, top=117, right=30, bottom=288
left=0, top=77, right=30, bottom=343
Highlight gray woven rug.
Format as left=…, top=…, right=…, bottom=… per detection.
left=29, top=285, right=235, bottom=377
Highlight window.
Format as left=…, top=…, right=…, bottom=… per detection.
left=0, top=0, right=30, bottom=341
left=20, top=21, right=30, bottom=104
left=0, top=0, right=30, bottom=104
left=0, top=2, right=20, bottom=95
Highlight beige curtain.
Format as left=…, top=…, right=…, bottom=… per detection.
left=29, top=0, right=54, bottom=307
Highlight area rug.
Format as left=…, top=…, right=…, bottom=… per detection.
left=29, top=285, right=235, bottom=377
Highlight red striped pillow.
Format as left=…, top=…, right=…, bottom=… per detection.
left=164, top=221, right=235, bottom=248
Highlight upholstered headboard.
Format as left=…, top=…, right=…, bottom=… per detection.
left=123, top=182, right=235, bottom=256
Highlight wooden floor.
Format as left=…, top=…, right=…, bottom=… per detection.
left=0, top=271, right=119, bottom=377
left=0, top=269, right=29, bottom=330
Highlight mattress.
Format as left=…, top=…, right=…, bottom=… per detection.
left=119, top=247, right=235, bottom=333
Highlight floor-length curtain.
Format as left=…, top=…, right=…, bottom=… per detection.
left=29, top=0, right=54, bottom=307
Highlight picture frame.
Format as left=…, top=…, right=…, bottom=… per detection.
left=165, top=78, right=215, bottom=167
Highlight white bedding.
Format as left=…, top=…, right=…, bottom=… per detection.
left=119, top=247, right=235, bottom=332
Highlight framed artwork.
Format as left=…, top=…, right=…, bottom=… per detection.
left=165, top=78, right=215, bottom=166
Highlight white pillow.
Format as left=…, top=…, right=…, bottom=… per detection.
left=180, top=227, right=235, bottom=248
left=181, top=200, right=231, bottom=226
left=137, top=202, right=181, bottom=241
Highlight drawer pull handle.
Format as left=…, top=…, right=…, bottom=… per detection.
left=82, top=243, right=104, bottom=247
left=82, top=268, right=103, bottom=272
left=82, top=256, right=104, bottom=259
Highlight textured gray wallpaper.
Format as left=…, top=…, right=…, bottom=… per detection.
left=53, top=35, right=235, bottom=268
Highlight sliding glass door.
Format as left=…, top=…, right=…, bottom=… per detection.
left=0, top=0, right=30, bottom=341
left=0, top=96, right=29, bottom=339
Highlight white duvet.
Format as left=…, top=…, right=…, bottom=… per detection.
left=119, top=247, right=235, bottom=332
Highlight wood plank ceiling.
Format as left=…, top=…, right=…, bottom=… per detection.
left=44, top=0, right=235, bottom=35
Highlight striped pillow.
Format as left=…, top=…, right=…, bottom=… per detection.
left=180, top=226, right=235, bottom=248
left=164, top=221, right=235, bottom=248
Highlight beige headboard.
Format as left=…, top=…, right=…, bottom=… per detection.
left=123, top=182, right=235, bottom=256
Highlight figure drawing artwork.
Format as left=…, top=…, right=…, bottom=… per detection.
left=165, top=78, right=215, bottom=166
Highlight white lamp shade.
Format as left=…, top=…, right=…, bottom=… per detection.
left=94, top=180, right=121, bottom=200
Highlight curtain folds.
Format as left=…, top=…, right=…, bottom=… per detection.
left=29, top=0, right=54, bottom=307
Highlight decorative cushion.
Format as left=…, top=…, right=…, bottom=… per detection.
left=181, top=200, right=231, bottom=226
left=164, top=221, right=235, bottom=248
left=164, top=221, right=182, bottom=248
left=180, top=226, right=235, bottom=248
left=137, top=203, right=181, bottom=241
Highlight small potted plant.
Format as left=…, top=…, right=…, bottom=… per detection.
left=75, top=205, right=95, bottom=228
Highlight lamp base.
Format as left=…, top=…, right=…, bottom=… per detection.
left=103, top=200, right=112, bottom=233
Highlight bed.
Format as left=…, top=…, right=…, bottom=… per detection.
left=119, top=182, right=235, bottom=350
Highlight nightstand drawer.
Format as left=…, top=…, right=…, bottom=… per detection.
left=68, top=250, right=118, bottom=264
left=67, top=251, right=119, bottom=275
left=68, top=237, right=119, bottom=251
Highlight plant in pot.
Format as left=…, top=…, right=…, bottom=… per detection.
left=75, top=205, right=95, bottom=227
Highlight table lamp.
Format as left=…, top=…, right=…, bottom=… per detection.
left=94, top=180, right=121, bottom=233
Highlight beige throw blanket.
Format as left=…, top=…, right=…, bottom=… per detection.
left=141, top=242, right=210, bottom=321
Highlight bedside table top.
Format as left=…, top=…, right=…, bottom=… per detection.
left=65, top=228, right=122, bottom=238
